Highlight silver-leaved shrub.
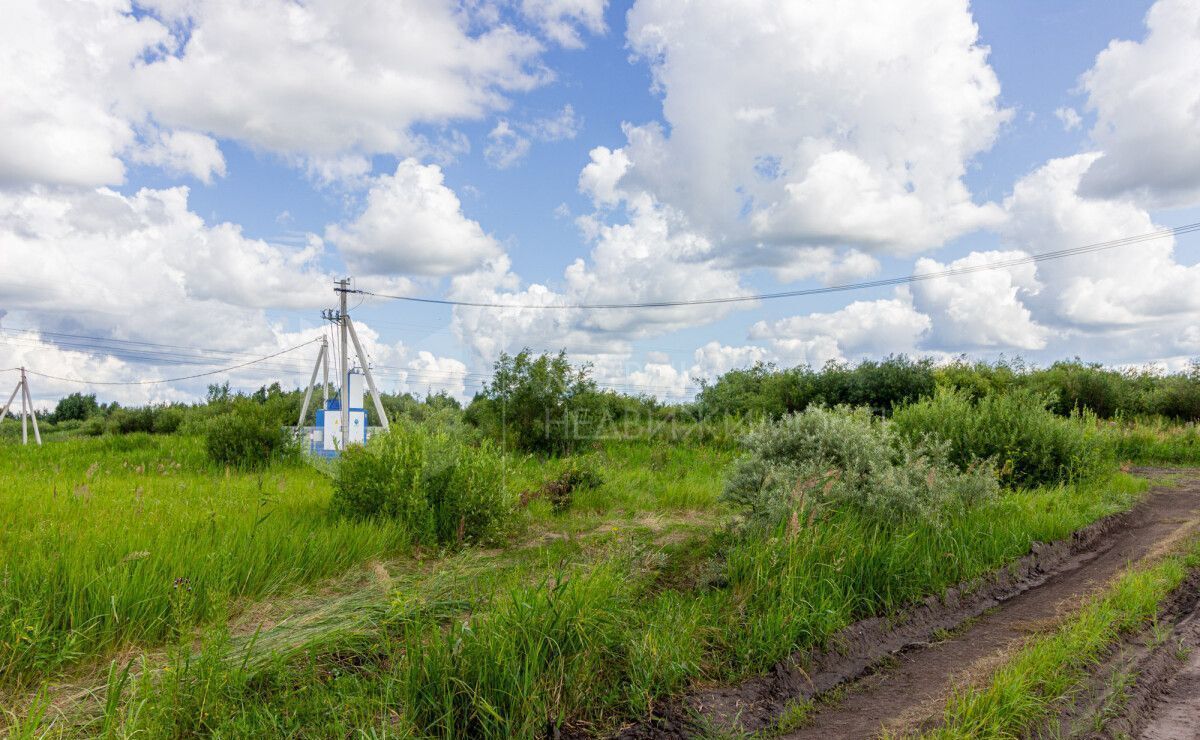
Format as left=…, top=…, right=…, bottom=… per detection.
left=722, top=406, right=997, bottom=529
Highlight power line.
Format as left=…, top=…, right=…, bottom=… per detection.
left=1, top=334, right=695, bottom=394
left=13, top=339, right=321, bottom=386
left=0, top=327, right=316, bottom=365
left=348, top=222, right=1200, bottom=309
left=0, top=335, right=314, bottom=375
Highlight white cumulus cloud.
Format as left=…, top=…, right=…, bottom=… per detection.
left=520, top=0, right=608, bottom=48
left=1078, top=0, right=1200, bottom=207
left=0, top=185, right=329, bottom=355
left=128, top=0, right=550, bottom=167
left=1003, top=153, right=1200, bottom=332
left=750, top=293, right=932, bottom=364
left=910, top=251, right=1049, bottom=350
left=606, top=0, right=1009, bottom=263
left=0, top=0, right=164, bottom=187
left=327, top=159, right=502, bottom=277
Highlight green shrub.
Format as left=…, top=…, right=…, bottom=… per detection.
left=151, top=407, right=184, bottom=434
left=1027, top=361, right=1145, bottom=419
left=722, top=406, right=997, bottom=529
left=695, top=362, right=814, bottom=419
left=331, top=424, right=514, bottom=546
left=203, top=404, right=298, bottom=469
left=811, top=356, right=936, bottom=414
left=80, top=417, right=106, bottom=436
left=892, top=389, right=1111, bottom=488
left=933, top=358, right=1020, bottom=401
left=1153, top=366, right=1200, bottom=421
left=524, top=455, right=604, bottom=512
left=48, top=392, right=99, bottom=423
left=107, top=407, right=156, bottom=435
left=695, top=356, right=936, bottom=420
left=466, top=349, right=599, bottom=455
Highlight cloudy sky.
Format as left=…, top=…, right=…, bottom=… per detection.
left=3, top=0, right=1199, bottom=407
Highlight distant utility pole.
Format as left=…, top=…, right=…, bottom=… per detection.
left=296, top=336, right=329, bottom=428
left=330, top=278, right=390, bottom=448
left=0, top=368, right=41, bottom=446
left=337, top=277, right=350, bottom=450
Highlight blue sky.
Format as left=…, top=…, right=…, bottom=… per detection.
left=3, top=0, right=1199, bottom=405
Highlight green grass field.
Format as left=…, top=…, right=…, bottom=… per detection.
left=0, top=422, right=1164, bottom=737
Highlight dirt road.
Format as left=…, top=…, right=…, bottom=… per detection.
left=616, top=470, right=1200, bottom=739
left=776, top=470, right=1200, bottom=739
left=1139, top=614, right=1200, bottom=740
left=768, top=470, right=1200, bottom=734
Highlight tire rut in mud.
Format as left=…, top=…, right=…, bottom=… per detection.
left=1060, top=569, right=1200, bottom=739
left=617, top=469, right=1200, bottom=740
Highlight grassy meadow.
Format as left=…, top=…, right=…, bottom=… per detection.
left=3, top=354, right=1200, bottom=737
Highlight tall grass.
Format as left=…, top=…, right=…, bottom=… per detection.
left=1099, top=416, right=1200, bottom=465
left=332, top=424, right=515, bottom=546
left=79, top=473, right=1145, bottom=738
left=0, top=434, right=411, bottom=686
left=0, top=433, right=732, bottom=695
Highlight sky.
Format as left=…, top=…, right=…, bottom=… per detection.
left=3, top=0, right=1200, bottom=408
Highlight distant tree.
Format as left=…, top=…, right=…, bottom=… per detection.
left=48, top=392, right=99, bottom=423
left=424, top=390, right=461, bottom=411
left=695, top=362, right=814, bottom=419
left=252, top=381, right=284, bottom=404
left=207, top=381, right=231, bottom=404
left=466, top=349, right=598, bottom=454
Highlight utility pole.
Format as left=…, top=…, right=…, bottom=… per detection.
left=296, top=336, right=329, bottom=428
left=19, top=369, right=26, bottom=445
left=321, top=332, right=330, bottom=404
left=336, top=278, right=350, bottom=450
left=1, top=368, right=41, bottom=446
left=345, top=312, right=390, bottom=432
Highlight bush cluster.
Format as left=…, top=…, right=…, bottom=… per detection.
left=891, top=389, right=1111, bottom=488
left=695, top=357, right=1200, bottom=423
left=722, top=406, right=998, bottom=529
left=466, top=349, right=602, bottom=455
left=331, top=423, right=515, bottom=546
left=203, top=403, right=298, bottom=469
left=696, top=356, right=936, bottom=420
left=937, top=359, right=1200, bottom=422
left=46, top=392, right=99, bottom=423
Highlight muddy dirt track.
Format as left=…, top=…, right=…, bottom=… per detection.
left=1063, top=568, right=1200, bottom=739
left=783, top=469, right=1200, bottom=739
left=620, top=469, right=1200, bottom=739
left=1137, top=612, right=1200, bottom=739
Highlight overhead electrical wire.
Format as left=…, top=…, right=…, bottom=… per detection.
left=347, top=222, right=1200, bottom=309
left=0, top=331, right=697, bottom=394
left=9, top=339, right=321, bottom=386
left=11, top=222, right=1192, bottom=393
left=0, top=333, right=693, bottom=393
left=0, top=333, right=314, bottom=375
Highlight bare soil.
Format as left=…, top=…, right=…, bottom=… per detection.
left=618, top=469, right=1200, bottom=739
left=1138, top=614, right=1200, bottom=739
left=1056, top=568, right=1200, bottom=739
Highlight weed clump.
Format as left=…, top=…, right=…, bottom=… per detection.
left=892, top=389, right=1111, bottom=488
left=722, top=406, right=997, bottom=529
left=332, top=424, right=515, bottom=546
left=203, top=403, right=298, bottom=469
left=521, top=456, right=604, bottom=511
